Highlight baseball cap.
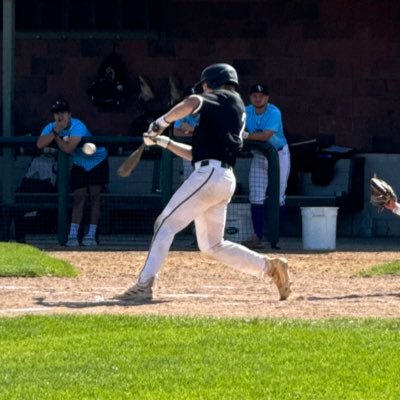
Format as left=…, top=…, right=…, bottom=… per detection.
left=51, top=99, right=70, bottom=113
left=249, top=84, right=269, bottom=96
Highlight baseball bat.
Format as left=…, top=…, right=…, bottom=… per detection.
left=117, top=142, right=145, bottom=177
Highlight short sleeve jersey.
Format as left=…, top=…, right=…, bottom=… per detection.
left=245, top=103, right=287, bottom=150
left=191, top=89, right=245, bottom=167
left=41, top=118, right=108, bottom=171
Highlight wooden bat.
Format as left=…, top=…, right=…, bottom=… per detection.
left=117, top=143, right=145, bottom=177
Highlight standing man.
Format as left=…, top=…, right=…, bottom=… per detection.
left=242, top=84, right=290, bottom=249
left=37, top=99, right=109, bottom=247
left=114, top=64, right=291, bottom=302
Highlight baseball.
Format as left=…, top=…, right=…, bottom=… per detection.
left=82, top=142, right=97, bottom=156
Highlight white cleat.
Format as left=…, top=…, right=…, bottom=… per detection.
left=113, top=277, right=156, bottom=301
left=266, top=257, right=292, bottom=300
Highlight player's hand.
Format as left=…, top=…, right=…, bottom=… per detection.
left=143, top=134, right=170, bottom=149
left=147, top=116, right=170, bottom=138
left=385, top=198, right=396, bottom=211
left=242, top=131, right=249, bottom=139
left=180, top=122, right=195, bottom=135
left=143, top=133, right=157, bottom=146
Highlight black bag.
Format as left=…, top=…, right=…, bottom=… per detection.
left=87, top=53, right=128, bottom=112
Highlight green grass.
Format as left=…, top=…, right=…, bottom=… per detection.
left=0, top=315, right=399, bottom=399
left=359, top=260, right=400, bottom=277
left=0, top=242, right=78, bottom=277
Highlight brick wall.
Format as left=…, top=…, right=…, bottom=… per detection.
left=7, top=0, right=400, bottom=152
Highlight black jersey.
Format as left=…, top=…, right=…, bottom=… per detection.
left=191, top=89, right=245, bottom=167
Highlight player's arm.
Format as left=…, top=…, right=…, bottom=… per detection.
left=163, top=96, right=201, bottom=124
left=53, top=134, right=82, bottom=154
left=245, top=129, right=275, bottom=142
left=36, top=132, right=55, bottom=149
left=164, top=140, right=193, bottom=161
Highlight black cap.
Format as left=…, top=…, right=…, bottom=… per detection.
left=249, top=84, right=269, bottom=96
left=51, top=100, right=70, bottom=113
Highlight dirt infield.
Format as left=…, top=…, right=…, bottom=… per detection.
left=1, top=238, right=400, bottom=319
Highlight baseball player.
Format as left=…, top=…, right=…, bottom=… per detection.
left=242, top=84, right=290, bottom=249
left=113, top=63, right=291, bottom=302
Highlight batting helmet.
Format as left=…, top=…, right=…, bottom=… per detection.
left=195, top=63, right=239, bottom=91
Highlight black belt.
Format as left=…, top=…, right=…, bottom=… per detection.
left=277, top=146, right=284, bottom=151
left=200, top=160, right=231, bottom=169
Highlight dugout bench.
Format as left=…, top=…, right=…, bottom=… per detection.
left=0, top=137, right=364, bottom=248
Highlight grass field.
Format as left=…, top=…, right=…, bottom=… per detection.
left=0, top=315, right=399, bottom=399
left=1, top=243, right=400, bottom=398
left=0, top=243, right=77, bottom=277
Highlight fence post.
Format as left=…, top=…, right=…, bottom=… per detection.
left=57, top=152, right=69, bottom=245
left=160, top=150, right=173, bottom=207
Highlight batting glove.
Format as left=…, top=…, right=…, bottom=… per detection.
left=143, top=133, right=157, bottom=146
left=143, top=133, right=170, bottom=149
left=147, top=116, right=170, bottom=138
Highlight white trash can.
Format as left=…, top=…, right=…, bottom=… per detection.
left=225, top=203, right=253, bottom=243
left=300, top=207, right=339, bottom=250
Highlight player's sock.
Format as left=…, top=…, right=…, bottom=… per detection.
left=86, top=224, right=97, bottom=239
left=251, top=204, right=264, bottom=240
left=68, top=223, right=79, bottom=238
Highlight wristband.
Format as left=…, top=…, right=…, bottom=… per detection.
left=156, top=136, right=171, bottom=149
left=156, top=116, right=171, bottom=128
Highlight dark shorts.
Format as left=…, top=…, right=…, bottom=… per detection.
left=70, top=158, right=109, bottom=191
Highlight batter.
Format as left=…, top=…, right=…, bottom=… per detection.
left=114, top=64, right=291, bottom=302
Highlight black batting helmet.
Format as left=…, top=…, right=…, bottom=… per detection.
left=195, top=63, right=239, bottom=91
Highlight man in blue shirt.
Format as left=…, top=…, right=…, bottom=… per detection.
left=37, top=99, right=109, bottom=247
left=242, top=84, right=290, bottom=249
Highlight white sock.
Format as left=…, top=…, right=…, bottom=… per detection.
left=86, top=224, right=97, bottom=238
left=69, top=223, right=79, bottom=238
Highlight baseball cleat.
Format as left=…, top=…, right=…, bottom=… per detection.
left=113, top=277, right=155, bottom=301
left=65, top=236, right=79, bottom=247
left=266, top=257, right=291, bottom=300
left=82, top=236, right=97, bottom=247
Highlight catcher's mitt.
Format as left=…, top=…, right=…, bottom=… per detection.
left=370, top=175, right=397, bottom=211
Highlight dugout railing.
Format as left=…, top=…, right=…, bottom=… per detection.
left=0, top=135, right=364, bottom=248
left=0, top=135, right=282, bottom=247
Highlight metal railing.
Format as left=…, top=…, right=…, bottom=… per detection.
left=0, top=136, right=280, bottom=247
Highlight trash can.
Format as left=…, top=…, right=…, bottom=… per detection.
left=301, top=207, right=339, bottom=250
left=225, top=203, right=253, bottom=243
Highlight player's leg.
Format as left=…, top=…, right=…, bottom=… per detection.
left=82, top=159, right=109, bottom=246
left=66, top=186, right=87, bottom=246
left=195, top=197, right=291, bottom=300
left=196, top=200, right=266, bottom=277
left=243, top=153, right=268, bottom=247
left=137, top=169, right=228, bottom=283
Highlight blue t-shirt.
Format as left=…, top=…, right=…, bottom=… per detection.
left=245, top=103, right=287, bottom=150
left=41, top=118, right=107, bottom=171
left=174, top=114, right=199, bottom=129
